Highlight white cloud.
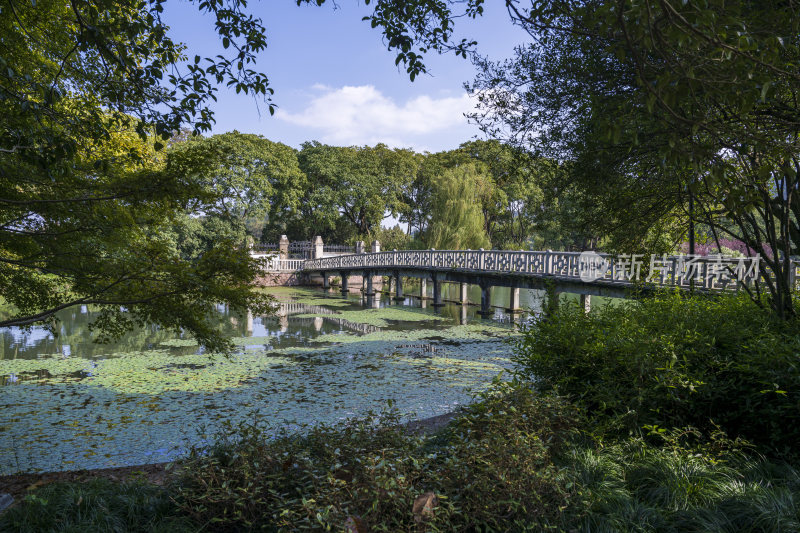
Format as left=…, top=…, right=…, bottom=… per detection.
left=275, top=85, right=477, bottom=150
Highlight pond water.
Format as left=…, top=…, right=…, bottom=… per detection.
left=0, top=285, right=547, bottom=475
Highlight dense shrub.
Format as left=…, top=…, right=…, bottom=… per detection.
left=515, top=291, right=800, bottom=456
left=174, top=383, right=579, bottom=531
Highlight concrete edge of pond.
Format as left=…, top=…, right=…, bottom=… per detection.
left=404, top=411, right=460, bottom=435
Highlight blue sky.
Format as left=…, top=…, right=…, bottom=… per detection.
left=162, top=1, right=528, bottom=153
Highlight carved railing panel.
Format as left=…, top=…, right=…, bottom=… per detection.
left=300, top=250, right=798, bottom=293
left=261, top=259, right=306, bottom=272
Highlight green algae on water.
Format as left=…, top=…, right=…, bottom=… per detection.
left=0, top=287, right=521, bottom=475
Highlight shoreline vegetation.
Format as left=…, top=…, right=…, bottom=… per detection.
left=0, top=410, right=460, bottom=503
left=2, top=291, right=799, bottom=531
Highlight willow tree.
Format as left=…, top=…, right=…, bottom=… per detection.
left=426, top=163, right=491, bottom=250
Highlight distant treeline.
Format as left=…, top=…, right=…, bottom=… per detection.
left=167, top=131, right=600, bottom=253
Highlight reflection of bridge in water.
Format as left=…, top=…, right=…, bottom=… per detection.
left=274, top=301, right=381, bottom=335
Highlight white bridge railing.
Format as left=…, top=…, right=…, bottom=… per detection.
left=255, top=257, right=306, bottom=272
left=302, top=250, right=800, bottom=291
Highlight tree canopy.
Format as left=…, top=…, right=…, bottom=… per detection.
left=464, top=1, right=800, bottom=317
left=168, top=132, right=305, bottom=250
left=0, top=0, right=486, bottom=347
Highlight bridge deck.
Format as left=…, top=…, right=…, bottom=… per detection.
left=302, top=250, right=787, bottom=294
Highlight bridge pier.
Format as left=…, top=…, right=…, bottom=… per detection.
left=431, top=276, right=444, bottom=307
left=321, top=271, right=329, bottom=289
left=393, top=271, right=404, bottom=301
left=478, top=284, right=493, bottom=317
left=506, top=287, right=522, bottom=313
left=419, top=278, right=427, bottom=299
left=366, top=294, right=380, bottom=309
left=339, top=271, right=349, bottom=296
left=580, top=293, right=591, bottom=313
left=363, top=271, right=375, bottom=296
left=459, top=282, right=469, bottom=304
left=544, top=285, right=561, bottom=316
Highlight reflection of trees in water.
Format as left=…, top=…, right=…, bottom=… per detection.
left=1, top=305, right=253, bottom=360
left=1, top=298, right=453, bottom=360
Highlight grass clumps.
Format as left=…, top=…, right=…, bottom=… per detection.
left=0, top=478, right=193, bottom=533
left=566, top=431, right=800, bottom=532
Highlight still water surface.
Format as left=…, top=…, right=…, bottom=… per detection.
left=0, top=285, right=547, bottom=474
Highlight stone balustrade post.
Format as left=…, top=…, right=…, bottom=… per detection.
left=279, top=235, right=289, bottom=259
left=313, top=236, right=324, bottom=260
left=371, top=240, right=381, bottom=253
